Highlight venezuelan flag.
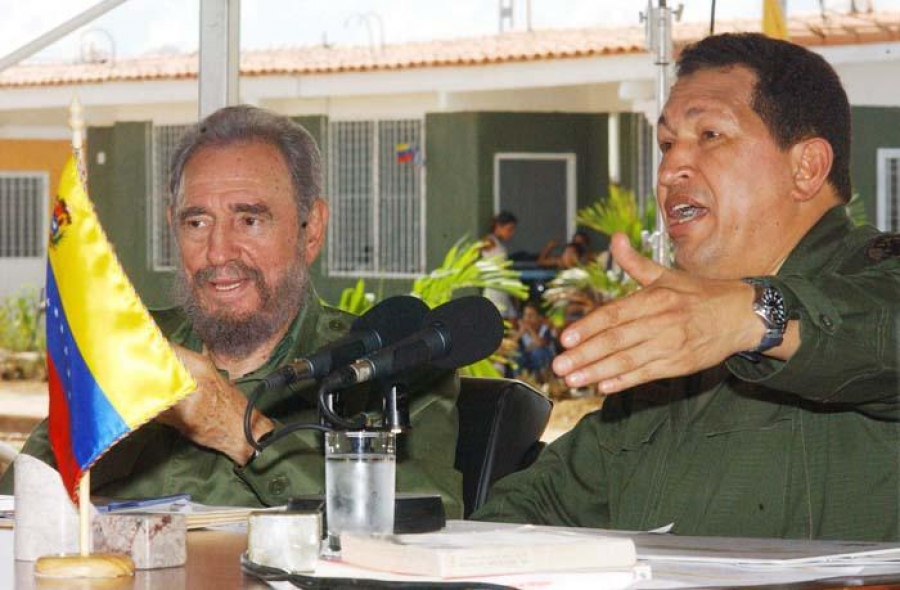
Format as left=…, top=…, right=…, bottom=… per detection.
left=46, top=156, right=195, bottom=501
left=395, top=142, right=415, bottom=164
left=763, top=0, right=789, bottom=40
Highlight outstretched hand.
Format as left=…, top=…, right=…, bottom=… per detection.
left=157, top=345, right=274, bottom=465
left=551, top=233, right=761, bottom=394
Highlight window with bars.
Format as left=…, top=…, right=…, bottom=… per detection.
left=150, top=124, right=191, bottom=271
left=0, top=173, right=47, bottom=258
left=877, top=148, right=900, bottom=233
left=327, top=119, right=425, bottom=277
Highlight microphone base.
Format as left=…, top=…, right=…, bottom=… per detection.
left=286, top=493, right=445, bottom=534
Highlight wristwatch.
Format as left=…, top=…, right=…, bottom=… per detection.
left=737, top=277, right=787, bottom=362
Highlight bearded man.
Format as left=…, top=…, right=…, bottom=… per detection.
left=1, top=105, right=463, bottom=516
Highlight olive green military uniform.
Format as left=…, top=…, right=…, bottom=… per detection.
left=1, top=290, right=463, bottom=517
left=474, top=207, right=900, bottom=541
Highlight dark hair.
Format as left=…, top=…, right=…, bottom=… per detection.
left=167, top=105, right=322, bottom=220
left=492, top=210, right=518, bottom=228
left=565, top=242, right=586, bottom=257
left=677, top=33, right=851, bottom=202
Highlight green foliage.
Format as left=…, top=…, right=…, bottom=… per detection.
left=543, top=259, right=637, bottom=326
left=412, top=238, right=528, bottom=307
left=542, top=186, right=652, bottom=320
left=333, top=238, right=528, bottom=377
left=845, top=193, right=869, bottom=227
left=576, top=184, right=656, bottom=255
left=336, top=279, right=375, bottom=315
left=0, top=288, right=46, bottom=353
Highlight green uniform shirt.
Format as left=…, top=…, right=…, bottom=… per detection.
left=474, top=207, right=900, bottom=541
left=1, top=289, right=463, bottom=517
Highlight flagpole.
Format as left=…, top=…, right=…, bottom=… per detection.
left=69, top=94, right=96, bottom=561
left=79, top=472, right=91, bottom=557
left=32, top=97, right=135, bottom=580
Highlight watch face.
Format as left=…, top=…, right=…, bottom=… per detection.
left=762, top=287, right=787, bottom=327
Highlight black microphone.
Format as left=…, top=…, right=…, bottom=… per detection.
left=322, top=295, right=504, bottom=389
left=264, top=295, right=429, bottom=389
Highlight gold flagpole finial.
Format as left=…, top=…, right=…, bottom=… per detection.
left=68, top=95, right=85, bottom=151
left=68, top=95, right=89, bottom=185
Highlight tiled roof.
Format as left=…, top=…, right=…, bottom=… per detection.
left=2, top=11, right=898, bottom=88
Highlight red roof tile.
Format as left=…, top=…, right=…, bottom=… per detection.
left=1, top=11, right=897, bottom=88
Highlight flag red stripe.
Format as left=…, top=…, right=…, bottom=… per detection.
left=46, top=356, right=81, bottom=494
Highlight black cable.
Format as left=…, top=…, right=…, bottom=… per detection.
left=710, top=0, right=717, bottom=36
left=244, top=381, right=268, bottom=452
left=243, top=380, right=332, bottom=457
left=317, top=382, right=368, bottom=431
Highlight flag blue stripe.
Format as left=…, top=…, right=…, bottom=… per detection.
left=46, top=262, right=129, bottom=468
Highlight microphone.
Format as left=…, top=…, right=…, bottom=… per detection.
left=322, top=295, right=504, bottom=389
left=264, top=295, right=429, bottom=389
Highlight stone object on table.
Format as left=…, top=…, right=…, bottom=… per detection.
left=92, top=513, right=186, bottom=569
left=247, top=511, right=321, bottom=573
left=13, top=453, right=98, bottom=561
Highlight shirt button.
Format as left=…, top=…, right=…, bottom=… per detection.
left=329, top=320, right=345, bottom=331
left=820, top=314, right=834, bottom=329
left=268, top=477, right=287, bottom=496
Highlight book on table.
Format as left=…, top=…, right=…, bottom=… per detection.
left=338, top=525, right=637, bottom=578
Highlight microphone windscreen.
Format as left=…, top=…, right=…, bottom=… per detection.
left=352, top=295, right=429, bottom=344
left=427, top=296, right=504, bottom=370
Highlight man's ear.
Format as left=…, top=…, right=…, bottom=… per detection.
left=303, top=198, right=329, bottom=263
left=789, top=137, right=833, bottom=203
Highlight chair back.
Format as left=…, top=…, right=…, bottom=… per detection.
left=455, top=377, right=553, bottom=517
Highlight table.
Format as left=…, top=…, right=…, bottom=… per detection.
left=4, top=523, right=900, bottom=589
left=1, top=528, right=266, bottom=589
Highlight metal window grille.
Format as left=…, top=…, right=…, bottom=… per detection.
left=327, top=119, right=424, bottom=277
left=877, top=148, right=900, bottom=233
left=0, top=173, right=47, bottom=258
left=151, top=124, right=191, bottom=270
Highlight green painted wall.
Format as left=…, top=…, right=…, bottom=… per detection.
left=850, top=106, right=900, bottom=225
left=86, top=122, right=173, bottom=308
left=425, top=111, right=609, bottom=261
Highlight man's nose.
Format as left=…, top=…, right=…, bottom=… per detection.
left=206, top=222, right=241, bottom=265
left=657, top=143, right=694, bottom=188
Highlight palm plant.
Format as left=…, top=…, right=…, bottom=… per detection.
left=543, top=186, right=652, bottom=323
left=575, top=184, right=656, bottom=255
left=332, top=238, right=528, bottom=377
left=845, top=193, right=869, bottom=227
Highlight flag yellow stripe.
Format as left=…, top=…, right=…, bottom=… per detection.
left=48, top=157, right=195, bottom=428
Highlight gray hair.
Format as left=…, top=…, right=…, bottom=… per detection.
left=167, top=105, right=323, bottom=220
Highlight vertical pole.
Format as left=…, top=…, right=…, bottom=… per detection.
left=79, top=472, right=91, bottom=556
left=644, top=0, right=678, bottom=266
left=199, top=0, right=241, bottom=119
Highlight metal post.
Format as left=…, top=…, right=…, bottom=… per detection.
left=642, top=1, right=681, bottom=266
left=199, top=0, right=241, bottom=119
left=0, top=0, right=128, bottom=75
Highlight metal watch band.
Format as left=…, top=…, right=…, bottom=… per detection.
left=737, top=278, right=787, bottom=362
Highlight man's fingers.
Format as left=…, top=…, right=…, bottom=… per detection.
left=610, top=232, right=664, bottom=288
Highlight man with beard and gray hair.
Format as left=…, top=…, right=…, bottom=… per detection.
left=1, top=105, right=463, bottom=516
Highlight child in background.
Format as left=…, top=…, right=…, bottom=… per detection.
left=513, top=301, right=558, bottom=384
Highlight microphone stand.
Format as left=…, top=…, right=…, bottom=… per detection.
left=380, top=381, right=410, bottom=434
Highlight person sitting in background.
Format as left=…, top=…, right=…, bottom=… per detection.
left=538, top=240, right=585, bottom=269
left=513, top=301, right=558, bottom=384
left=0, top=105, right=463, bottom=516
left=474, top=33, right=900, bottom=541
left=481, top=210, right=518, bottom=320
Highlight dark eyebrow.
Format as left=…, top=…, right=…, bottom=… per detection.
left=177, top=206, right=207, bottom=223
left=231, top=203, right=272, bottom=217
